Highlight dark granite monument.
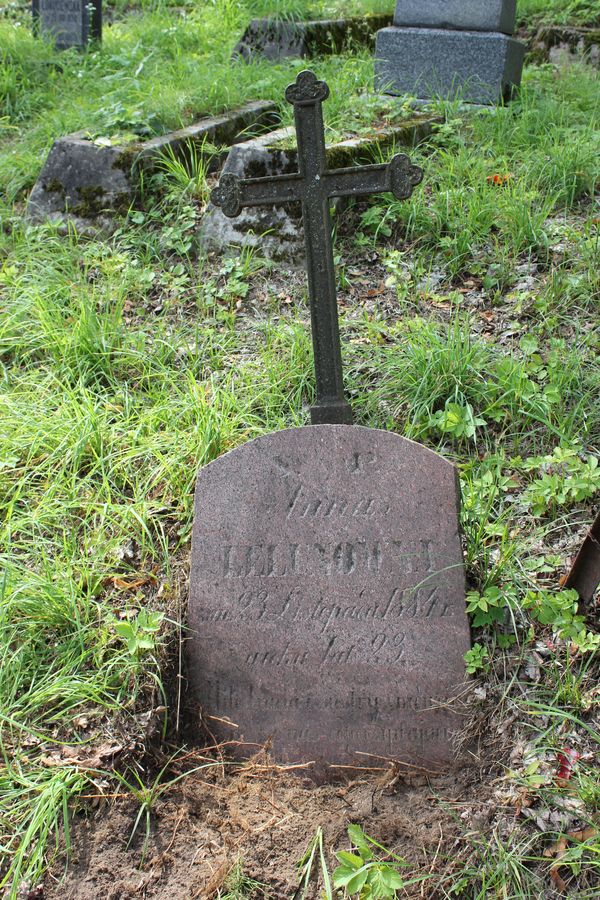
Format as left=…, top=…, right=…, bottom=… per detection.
left=189, top=72, right=470, bottom=772
left=375, top=0, right=524, bottom=104
left=33, top=0, right=101, bottom=50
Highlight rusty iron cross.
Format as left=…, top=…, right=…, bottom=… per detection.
left=212, top=70, right=423, bottom=425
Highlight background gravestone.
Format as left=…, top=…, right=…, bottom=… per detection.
left=375, top=0, right=524, bottom=104
left=232, top=14, right=392, bottom=62
left=33, top=0, right=102, bottom=50
left=189, top=425, right=470, bottom=771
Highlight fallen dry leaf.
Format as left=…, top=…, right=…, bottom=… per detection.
left=544, top=827, right=597, bottom=894
left=112, top=574, right=154, bottom=591
left=555, top=747, right=581, bottom=787
left=41, top=743, right=123, bottom=770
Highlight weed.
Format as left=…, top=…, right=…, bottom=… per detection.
left=115, top=758, right=236, bottom=862
left=113, top=609, right=164, bottom=658
left=217, top=859, right=268, bottom=898
left=333, top=825, right=428, bottom=898
left=464, top=643, right=491, bottom=675
left=295, top=826, right=333, bottom=900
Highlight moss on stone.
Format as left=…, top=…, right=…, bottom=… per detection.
left=112, top=144, right=143, bottom=173
left=72, top=185, right=106, bottom=217
left=44, top=178, right=65, bottom=195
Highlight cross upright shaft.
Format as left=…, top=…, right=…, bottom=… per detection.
left=212, top=70, right=423, bottom=425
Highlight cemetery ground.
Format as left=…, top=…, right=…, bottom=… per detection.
left=0, top=0, right=599, bottom=897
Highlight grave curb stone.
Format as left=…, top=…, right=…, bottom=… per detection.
left=199, top=112, right=435, bottom=261
left=188, top=424, right=471, bottom=773
left=26, top=100, right=280, bottom=230
left=393, top=0, right=516, bottom=35
left=531, top=25, right=600, bottom=67
left=233, top=13, right=392, bottom=61
left=375, top=27, right=525, bottom=104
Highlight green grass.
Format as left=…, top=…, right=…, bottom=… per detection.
left=0, top=0, right=599, bottom=896
left=518, top=0, right=600, bottom=27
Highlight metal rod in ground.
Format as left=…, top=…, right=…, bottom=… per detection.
left=563, top=509, right=600, bottom=603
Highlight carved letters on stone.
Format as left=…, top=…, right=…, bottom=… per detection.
left=188, top=425, right=470, bottom=771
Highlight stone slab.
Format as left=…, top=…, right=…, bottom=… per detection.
left=233, top=14, right=392, bottom=61
left=199, top=113, right=435, bottom=261
left=32, top=0, right=102, bottom=50
left=375, top=27, right=525, bottom=104
left=394, top=0, right=516, bottom=35
left=188, top=425, right=470, bottom=772
left=26, top=101, right=279, bottom=230
left=531, top=25, right=600, bottom=68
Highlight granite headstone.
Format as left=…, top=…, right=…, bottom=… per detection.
left=33, top=0, right=101, bottom=50
left=189, top=425, right=470, bottom=771
left=393, top=0, right=516, bottom=34
left=375, top=0, right=524, bottom=104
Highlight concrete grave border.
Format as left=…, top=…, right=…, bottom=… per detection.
left=27, top=100, right=280, bottom=231
left=200, top=111, right=436, bottom=261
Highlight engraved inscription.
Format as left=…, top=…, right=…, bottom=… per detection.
left=210, top=538, right=441, bottom=579
left=39, top=0, right=85, bottom=44
left=194, top=584, right=454, bottom=624
left=286, top=485, right=390, bottom=519
left=189, top=426, right=469, bottom=768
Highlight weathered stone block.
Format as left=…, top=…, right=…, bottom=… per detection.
left=188, top=425, right=470, bottom=772
left=394, top=0, right=516, bottom=35
left=233, top=14, right=392, bottom=61
left=199, top=114, right=434, bottom=261
left=375, top=27, right=525, bottom=104
left=532, top=25, right=600, bottom=68
left=32, top=0, right=102, bottom=50
left=27, top=101, right=279, bottom=230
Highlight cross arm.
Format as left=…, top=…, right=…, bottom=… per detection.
left=323, top=153, right=423, bottom=201
left=211, top=172, right=303, bottom=218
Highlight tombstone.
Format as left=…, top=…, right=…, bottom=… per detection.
left=32, top=0, right=101, bottom=50
left=188, top=71, right=471, bottom=773
left=375, top=0, right=525, bottom=104
left=232, top=14, right=392, bottom=62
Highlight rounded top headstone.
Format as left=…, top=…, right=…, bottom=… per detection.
left=188, top=426, right=470, bottom=773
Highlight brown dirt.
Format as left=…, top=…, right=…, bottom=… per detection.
left=43, top=757, right=493, bottom=899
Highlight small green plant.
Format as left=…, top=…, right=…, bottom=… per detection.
left=429, top=400, right=486, bottom=441
left=466, top=585, right=516, bottom=628
left=113, top=609, right=164, bottom=657
left=333, top=825, right=427, bottom=898
left=295, top=826, right=333, bottom=899
left=464, top=643, right=490, bottom=674
left=523, top=589, right=600, bottom=652
left=115, top=758, right=235, bottom=862
left=217, top=858, right=267, bottom=899
left=154, top=138, right=217, bottom=205
left=520, top=448, right=600, bottom=516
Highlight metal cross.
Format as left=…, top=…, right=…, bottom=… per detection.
left=212, top=70, right=423, bottom=425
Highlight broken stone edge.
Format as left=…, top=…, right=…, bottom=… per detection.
left=26, top=100, right=280, bottom=230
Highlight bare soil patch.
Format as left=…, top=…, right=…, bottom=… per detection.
left=44, top=759, right=493, bottom=899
